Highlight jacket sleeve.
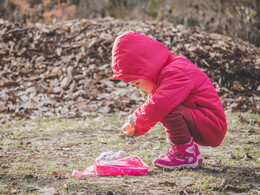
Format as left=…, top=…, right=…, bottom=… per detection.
left=132, top=67, right=194, bottom=137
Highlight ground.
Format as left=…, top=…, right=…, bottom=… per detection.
left=0, top=111, right=259, bottom=194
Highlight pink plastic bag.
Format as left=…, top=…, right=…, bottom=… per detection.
left=72, top=156, right=148, bottom=177
left=95, top=156, right=148, bottom=176
left=72, top=165, right=96, bottom=177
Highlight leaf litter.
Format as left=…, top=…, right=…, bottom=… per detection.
left=0, top=18, right=259, bottom=123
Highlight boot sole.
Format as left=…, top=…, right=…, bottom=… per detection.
left=154, top=160, right=199, bottom=171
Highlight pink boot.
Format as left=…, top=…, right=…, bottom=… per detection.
left=153, top=139, right=199, bottom=171
left=194, top=143, right=203, bottom=162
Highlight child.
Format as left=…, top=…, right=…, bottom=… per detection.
left=111, top=32, right=227, bottom=170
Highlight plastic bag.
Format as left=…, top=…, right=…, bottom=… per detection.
left=95, top=156, right=148, bottom=176
left=72, top=165, right=96, bottom=177
left=72, top=156, right=148, bottom=177
left=96, top=151, right=125, bottom=161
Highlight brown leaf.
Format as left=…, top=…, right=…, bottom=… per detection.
left=251, top=107, right=259, bottom=114
left=52, top=171, right=59, bottom=177
left=47, top=87, right=54, bottom=94
left=232, top=81, right=244, bottom=92
left=231, top=153, right=236, bottom=159
left=60, top=76, right=72, bottom=89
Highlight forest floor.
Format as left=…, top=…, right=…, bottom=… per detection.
left=0, top=111, right=259, bottom=194
left=0, top=17, right=260, bottom=195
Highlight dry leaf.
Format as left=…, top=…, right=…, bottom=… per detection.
left=52, top=171, right=59, bottom=177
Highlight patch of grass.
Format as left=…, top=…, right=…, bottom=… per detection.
left=192, top=175, right=222, bottom=194
left=0, top=112, right=259, bottom=194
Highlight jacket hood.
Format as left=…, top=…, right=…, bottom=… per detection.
left=112, top=32, right=172, bottom=85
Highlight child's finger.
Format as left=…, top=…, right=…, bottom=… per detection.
left=128, top=114, right=135, bottom=127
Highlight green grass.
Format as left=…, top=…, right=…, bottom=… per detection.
left=0, top=112, right=259, bottom=194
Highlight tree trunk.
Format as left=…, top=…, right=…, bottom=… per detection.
left=256, top=0, right=260, bottom=29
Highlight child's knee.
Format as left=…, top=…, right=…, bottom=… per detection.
left=161, top=109, right=180, bottom=124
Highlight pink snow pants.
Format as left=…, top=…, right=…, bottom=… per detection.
left=161, top=104, right=199, bottom=145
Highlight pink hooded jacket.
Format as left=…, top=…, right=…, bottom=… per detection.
left=112, top=32, right=227, bottom=147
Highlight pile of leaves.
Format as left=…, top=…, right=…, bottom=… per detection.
left=0, top=18, right=259, bottom=121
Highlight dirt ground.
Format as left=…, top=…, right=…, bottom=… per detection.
left=0, top=111, right=259, bottom=194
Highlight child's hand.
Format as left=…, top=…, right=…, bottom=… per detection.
left=127, top=114, right=135, bottom=127
left=122, top=123, right=135, bottom=136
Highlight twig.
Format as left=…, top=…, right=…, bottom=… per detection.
left=213, top=178, right=227, bottom=191
left=3, top=27, right=35, bottom=35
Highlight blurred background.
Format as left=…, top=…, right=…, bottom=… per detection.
left=0, top=0, right=259, bottom=47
